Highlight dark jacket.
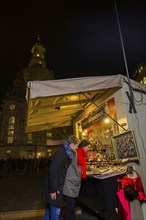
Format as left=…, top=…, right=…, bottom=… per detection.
left=46, top=147, right=71, bottom=207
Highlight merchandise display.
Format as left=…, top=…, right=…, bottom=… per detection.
left=86, top=164, right=126, bottom=179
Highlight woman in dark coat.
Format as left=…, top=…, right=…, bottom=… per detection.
left=43, top=135, right=79, bottom=220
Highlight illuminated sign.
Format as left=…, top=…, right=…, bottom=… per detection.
left=81, top=106, right=104, bottom=130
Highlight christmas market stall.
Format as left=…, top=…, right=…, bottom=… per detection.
left=26, top=74, right=146, bottom=219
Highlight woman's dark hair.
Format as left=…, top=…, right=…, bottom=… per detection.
left=78, top=140, right=90, bottom=148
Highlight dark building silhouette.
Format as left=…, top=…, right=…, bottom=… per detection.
left=0, top=40, right=72, bottom=159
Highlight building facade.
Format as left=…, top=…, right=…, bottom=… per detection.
left=132, top=63, right=146, bottom=85
left=0, top=40, right=72, bottom=159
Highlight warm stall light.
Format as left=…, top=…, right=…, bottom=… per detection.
left=118, top=118, right=128, bottom=127
left=104, top=118, right=110, bottom=123
left=37, top=152, right=41, bottom=156
left=118, top=118, right=128, bottom=132
left=82, top=131, right=87, bottom=136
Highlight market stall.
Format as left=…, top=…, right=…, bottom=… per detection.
left=26, top=74, right=146, bottom=219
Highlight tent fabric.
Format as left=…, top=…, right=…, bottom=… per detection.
left=26, top=74, right=146, bottom=132
left=27, top=74, right=146, bottom=99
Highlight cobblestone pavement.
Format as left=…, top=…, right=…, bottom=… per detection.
left=0, top=172, right=101, bottom=220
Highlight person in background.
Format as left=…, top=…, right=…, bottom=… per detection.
left=63, top=139, right=91, bottom=220
left=43, top=135, right=79, bottom=220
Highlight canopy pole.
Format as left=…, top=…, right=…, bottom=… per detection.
left=80, top=91, right=127, bottom=132
left=114, top=0, right=137, bottom=113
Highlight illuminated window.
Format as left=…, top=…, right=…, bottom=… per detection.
left=6, top=149, right=11, bottom=156
left=143, top=76, right=146, bottom=85
left=9, top=125, right=14, bottom=130
left=7, top=131, right=14, bottom=143
left=47, top=132, right=52, bottom=139
left=9, top=117, right=15, bottom=124
left=140, top=66, right=143, bottom=70
left=7, top=116, right=15, bottom=143
left=6, top=149, right=11, bottom=154
left=140, top=77, right=146, bottom=85
left=27, top=133, right=32, bottom=143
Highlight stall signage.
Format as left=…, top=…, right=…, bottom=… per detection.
left=81, top=107, right=104, bottom=130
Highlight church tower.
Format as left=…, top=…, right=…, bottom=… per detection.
left=23, top=37, right=54, bottom=82
left=0, top=39, right=70, bottom=159
left=18, top=37, right=54, bottom=83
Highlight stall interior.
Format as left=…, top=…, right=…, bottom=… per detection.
left=78, top=97, right=126, bottom=179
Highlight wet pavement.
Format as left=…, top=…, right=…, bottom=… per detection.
left=0, top=171, right=102, bottom=220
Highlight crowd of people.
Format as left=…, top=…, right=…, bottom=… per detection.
left=0, top=156, right=50, bottom=175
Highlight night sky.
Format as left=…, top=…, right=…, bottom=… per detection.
left=0, top=0, right=146, bottom=101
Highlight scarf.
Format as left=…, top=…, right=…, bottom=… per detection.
left=77, top=148, right=87, bottom=179
left=64, top=141, right=73, bottom=160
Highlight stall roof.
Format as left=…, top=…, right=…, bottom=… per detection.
left=26, top=74, right=146, bottom=132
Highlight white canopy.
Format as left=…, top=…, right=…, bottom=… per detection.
left=26, top=74, right=146, bottom=132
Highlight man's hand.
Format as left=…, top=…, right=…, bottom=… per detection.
left=50, top=192, right=57, bottom=200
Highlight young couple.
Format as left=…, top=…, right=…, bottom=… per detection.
left=43, top=135, right=90, bottom=220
